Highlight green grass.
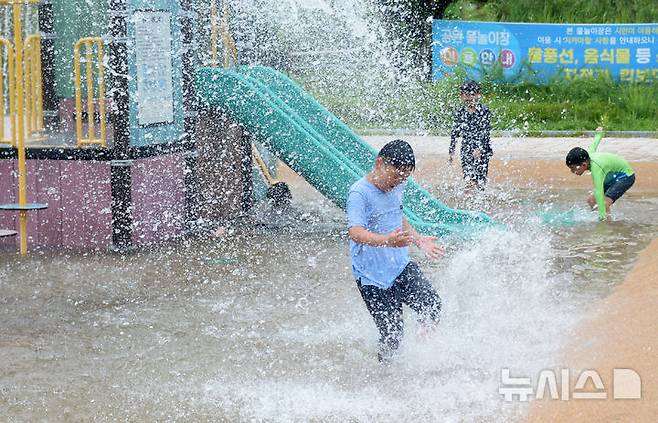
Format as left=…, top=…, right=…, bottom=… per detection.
left=487, top=77, right=658, bottom=131
left=295, top=72, right=658, bottom=133
left=293, top=1, right=658, bottom=133
left=445, top=0, right=658, bottom=23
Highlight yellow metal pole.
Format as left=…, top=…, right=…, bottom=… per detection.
left=74, top=40, right=83, bottom=145
left=252, top=144, right=277, bottom=186
left=0, top=52, right=4, bottom=140
left=29, top=37, right=38, bottom=133
left=0, top=39, right=16, bottom=146
left=221, top=0, right=237, bottom=68
left=85, top=41, right=95, bottom=141
left=0, top=0, right=42, bottom=4
left=221, top=1, right=230, bottom=68
left=13, top=2, right=28, bottom=255
left=34, top=35, right=42, bottom=131
left=210, top=0, right=218, bottom=67
left=28, top=37, right=36, bottom=132
left=7, top=41, right=16, bottom=147
left=20, top=35, right=42, bottom=136
left=23, top=37, right=32, bottom=136
left=97, top=39, right=106, bottom=146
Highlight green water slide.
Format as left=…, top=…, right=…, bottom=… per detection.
left=195, top=66, right=492, bottom=236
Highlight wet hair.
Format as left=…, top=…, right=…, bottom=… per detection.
left=460, top=80, right=481, bottom=95
left=266, top=182, right=292, bottom=207
left=378, top=139, right=415, bottom=171
left=565, top=147, right=590, bottom=166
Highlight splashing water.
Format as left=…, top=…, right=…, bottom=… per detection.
left=1, top=184, right=657, bottom=420
left=225, top=0, right=454, bottom=132
left=2, top=1, right=658, bottom=420
left=230, top=0, right=381, bottom=72
left=539, top=205, right=599, bottom=227
left=199, top=226, right=582, bottom=422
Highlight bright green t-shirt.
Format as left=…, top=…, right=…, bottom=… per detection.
left=587, top=133, right=634, bottom=220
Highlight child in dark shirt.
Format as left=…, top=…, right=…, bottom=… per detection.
left=449, top=81, right=493, bottom=190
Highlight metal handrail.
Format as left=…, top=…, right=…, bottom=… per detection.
left=74, top=37, right=106, bottom=147
left=0, top=37, right=15, bottom=146
left=221, top=1, right=238, bottom=68
left=0, top=0, right=42, bottom=4
left=210, top=0, right=237, bottom=68
left=23, top=33, right=43, bottom=137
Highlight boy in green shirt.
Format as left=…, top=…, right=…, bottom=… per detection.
left=565, top=128, right=635, bottom=221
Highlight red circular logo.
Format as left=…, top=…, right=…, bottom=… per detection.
left=500, top=49, right=516, bottom=68
left=441, top=47, right=458, bottom=66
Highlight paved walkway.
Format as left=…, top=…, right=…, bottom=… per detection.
left=363, top=135, right=658, bottom=161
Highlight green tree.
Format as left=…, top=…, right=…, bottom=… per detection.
left=374, top=0, right=454, bottom=78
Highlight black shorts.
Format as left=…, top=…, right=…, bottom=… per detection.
left=604, top=174, right=635, bottom=202
left=462, top=156, right=490, bottom=185
left=356, top=262, right=441, bottom=360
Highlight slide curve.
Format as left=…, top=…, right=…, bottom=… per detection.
left=195, top=65, right=492, bottom=236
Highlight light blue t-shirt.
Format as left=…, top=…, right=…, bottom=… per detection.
left=346, top=177, right=410, bottom=289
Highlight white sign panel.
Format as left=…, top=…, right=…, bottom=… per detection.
left=134, top=11, right=175, bottom=126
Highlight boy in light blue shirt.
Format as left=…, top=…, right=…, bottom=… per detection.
left=347, top=139, right=444, bottom=363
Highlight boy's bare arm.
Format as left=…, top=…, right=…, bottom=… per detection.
left=402, top=219, right=421, bottom=245
left=402, top=218, right=445, bottom=259
left=348, top=226, right=412, bottom=247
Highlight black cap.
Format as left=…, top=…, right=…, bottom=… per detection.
left=460, top=80, right=481, bottom=94
left=378, top=139, right=415, bottom=170
left=565, top=147, right=590, bottom=166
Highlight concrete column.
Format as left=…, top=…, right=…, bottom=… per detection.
left=193, top=109, right=250, bottom=222
left=109, top=0, right=132, bottom=250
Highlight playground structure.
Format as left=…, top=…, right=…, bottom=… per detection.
left=0, top=0, right=197, bottom=254
left=196, top=65, right=491, bottom=235
left=0, top=0, right=47, bottom=255
left=0, top=0, right=490, bottom=255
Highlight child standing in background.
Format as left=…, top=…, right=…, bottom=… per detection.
left=449, top=81, right=493, bottom=190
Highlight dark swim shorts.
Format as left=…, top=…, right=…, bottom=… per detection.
left=604, top=173, right=635, bottom=202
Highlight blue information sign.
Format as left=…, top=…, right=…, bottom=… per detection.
left=432, top=20, right=658, bottom=83
left=128, top=0, right=185, bottom=147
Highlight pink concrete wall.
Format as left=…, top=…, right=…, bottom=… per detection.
left=0, top=160, right=17, bottom=249
left=131, top=153, right=187, bottom=246
left=0, top=159, right=112, bottom=250
left=59, top=161, right=113, bottom=248
left=0, top=152, right=187, bottom=251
